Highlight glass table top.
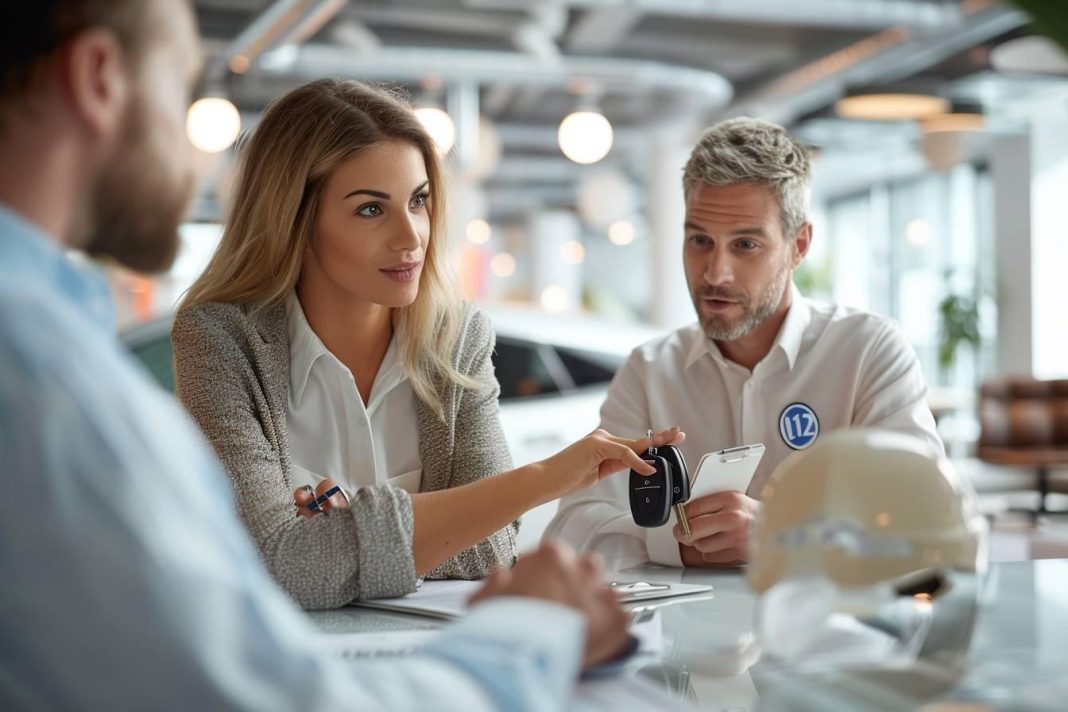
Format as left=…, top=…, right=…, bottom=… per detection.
left=310, top=559, right=1068, bottom=711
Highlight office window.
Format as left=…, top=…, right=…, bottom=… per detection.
left=821, top=164, right=994, bottom=388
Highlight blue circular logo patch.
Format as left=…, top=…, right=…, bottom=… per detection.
left=779, top=403, right=819, bottom=450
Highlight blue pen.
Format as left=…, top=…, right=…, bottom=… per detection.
left=306, top=485, right=344, bottom=514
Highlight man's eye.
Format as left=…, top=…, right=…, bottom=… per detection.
left=689, top=235, right=711, bottom=247
left=737, top=239, right=758, bottom=250
left=357, top=203, right=382, bottom=217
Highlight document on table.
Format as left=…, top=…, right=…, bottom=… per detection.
left=351, top=580, right=477, bottom=619
left=321, top=609, right=664, bottom=658
left=351, top=579, right=713, bottom=619
left=318, top=624, right=694, bottom=710
left=318, top=630, right=435, bottom=659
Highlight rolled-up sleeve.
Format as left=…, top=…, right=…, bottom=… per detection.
left=172, top=305, right=418, bottom=608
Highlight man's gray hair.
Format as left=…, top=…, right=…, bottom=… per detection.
left=682, top=117, right=812, bottom=238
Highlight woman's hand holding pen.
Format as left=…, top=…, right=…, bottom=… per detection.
left=293, top=479, right=350, bottom=518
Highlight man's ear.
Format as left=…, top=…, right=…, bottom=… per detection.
left=57, top=28, right=130, bottom=141
left=791, top=222, right=813, bottom=267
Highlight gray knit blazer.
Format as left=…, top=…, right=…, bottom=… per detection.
left=171, top=301, right=517, bottom=610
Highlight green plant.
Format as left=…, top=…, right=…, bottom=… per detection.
left=1011, top=1, right=1068, bottom=53
left=938, top=292, right=980, bottom=372
left=793, top=258, right=834, bottom=297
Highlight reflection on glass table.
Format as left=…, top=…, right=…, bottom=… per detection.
left=307, top=560, right=1068, bottom=711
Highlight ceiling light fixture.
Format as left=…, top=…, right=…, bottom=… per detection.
left=465, top=219, right=492, bottom=245
left=490, top=253, right=516, bottom=278
left=921, top=113, right=985, bottom=134
left=560, top=240, right=586, bottom=265
left=540, top=285, right=570, bottom=313
left=990, top=35, right=1068, bottom=76
left=414, top=107, right=456, bottom=154
left=835, top=92, right=950, bottom=121
left=558, top=110, right=613, bottom=165
left=608, top=220, right=636, bottom=246
left=186, top=97, right=241, bottom=153
left=906, top=219, right=933, bottom=247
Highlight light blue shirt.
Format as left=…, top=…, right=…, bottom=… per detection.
left=0, top=205, right=583, bottom=711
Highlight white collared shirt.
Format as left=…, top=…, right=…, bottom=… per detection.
left=285, top=292, right=422, bottom=494
left=545, top=285, right=943, bottom=569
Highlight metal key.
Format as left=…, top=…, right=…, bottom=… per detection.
left=674, top=502, right=691, bottom=538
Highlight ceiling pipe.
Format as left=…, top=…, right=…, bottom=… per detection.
left=722, top=5, right=1028, bottom=126
left=249, top=44, right=733, bottom=110
left=340, top=3, right=518, bottom=38
left=207, top=0, right=346, bottom=80
left=466, top=0, right=962, bottom=31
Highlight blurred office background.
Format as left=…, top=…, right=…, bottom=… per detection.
left=110, top=0, right=1068, bottom=555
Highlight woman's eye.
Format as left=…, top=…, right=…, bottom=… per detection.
left=411, top=191, right=428, bottom=209
left=356, top=203, right=382, bottom=217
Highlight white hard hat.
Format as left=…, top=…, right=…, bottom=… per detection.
left=747, top=429, right=988, bottom=708
left=749, top=429, right=986, bottom=596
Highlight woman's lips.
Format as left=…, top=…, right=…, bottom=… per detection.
left=380, top=262, right=421, bottom=283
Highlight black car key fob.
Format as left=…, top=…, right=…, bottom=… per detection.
left=659, top=444, right=690, bottom=505
left=629, top=453, right=673, bottom=527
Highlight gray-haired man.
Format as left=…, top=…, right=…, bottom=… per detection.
left=547, top=117, right=943, bottom=570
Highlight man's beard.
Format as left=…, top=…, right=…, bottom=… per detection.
left=693, top=258, right=792, bottom=342
left=82, top=94, right=194, bottom=274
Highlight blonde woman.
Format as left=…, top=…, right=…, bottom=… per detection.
left=173, top=78, right=682, bottom=610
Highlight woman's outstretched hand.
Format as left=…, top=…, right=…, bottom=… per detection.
left=540, top=426, right=686, bottom=500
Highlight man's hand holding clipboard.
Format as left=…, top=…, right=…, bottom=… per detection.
left=675, top=444, right=764, bottom=567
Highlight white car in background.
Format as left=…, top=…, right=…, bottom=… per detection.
left=121, top=305, right=663, bottom=552
left=483, top=306, right=662, bottom=551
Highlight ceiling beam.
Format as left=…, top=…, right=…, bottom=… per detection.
left=561, top=0, right=962, bottom=31
left=723, top=5, right=1028, bottom=126
left=342, top=2, right=518, bottom=37
left=206, top=0, right=346, bottom=81
left=565, top=7, right=643, bottom=53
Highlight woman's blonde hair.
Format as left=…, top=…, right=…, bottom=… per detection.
left=181, top=78, right=476, bottom=418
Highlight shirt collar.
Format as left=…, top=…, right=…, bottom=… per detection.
left=684, top=325, right=719, bottom=370
left=286, top=291, right=330, bottom=406
left=285, top=291, right=409, bottom=407
left=773, top=282, right=811, bottom=371
left=0, top=205, right=115, bottom=331
left=684, top=281, right=810, bottom=373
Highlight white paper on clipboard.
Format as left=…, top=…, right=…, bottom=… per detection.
left=689, top=444, right=765, bottom=499
left=644, top=443, right=766, bottom=567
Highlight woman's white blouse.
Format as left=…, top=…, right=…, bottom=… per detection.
left=284, top=292, right=422, bottom=494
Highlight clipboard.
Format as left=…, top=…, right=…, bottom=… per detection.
left=690, top=443, right=765, bottom=499
left=606, top=579, right=714, bottom=604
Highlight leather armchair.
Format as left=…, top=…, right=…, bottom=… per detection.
left=978, top=378, right=1068, bottom=521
